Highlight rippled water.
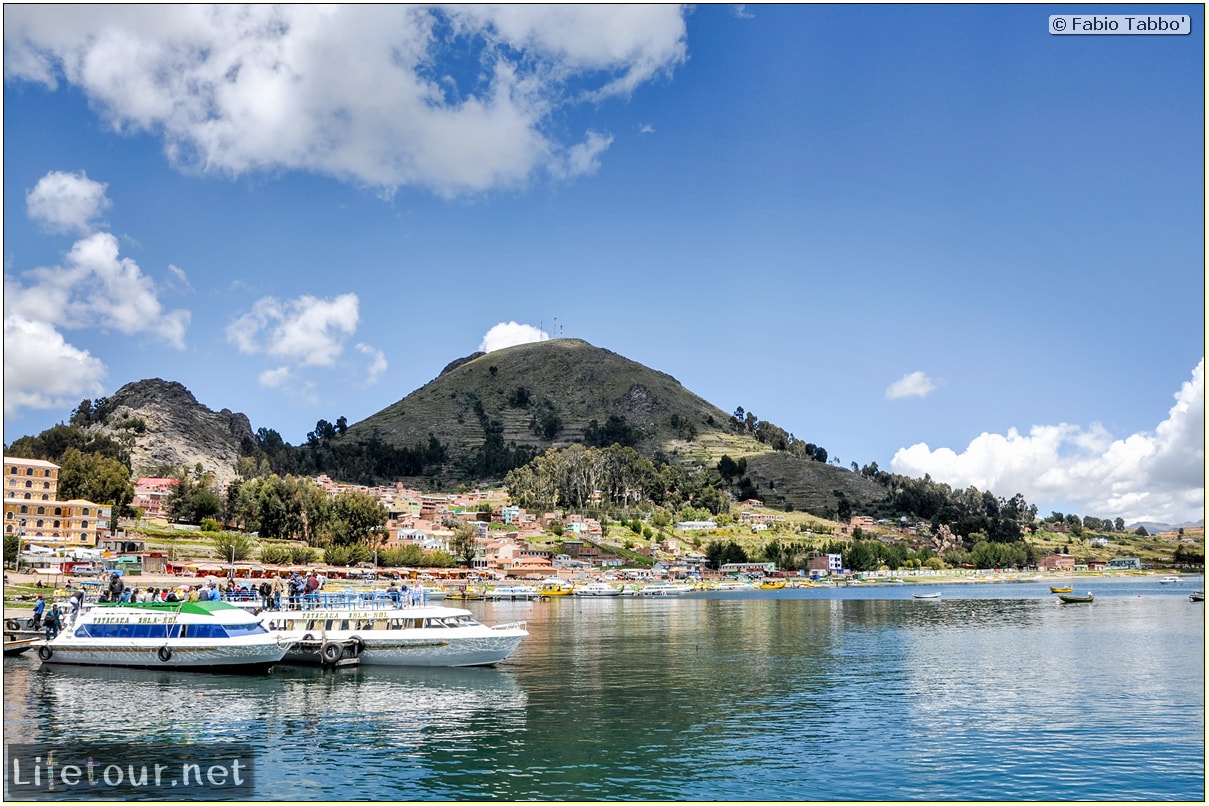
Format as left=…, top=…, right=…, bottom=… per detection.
left=4, top=579, right=1204, bottom=800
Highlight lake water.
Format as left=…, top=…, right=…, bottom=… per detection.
left=4, top=578, right=1204, bottom=801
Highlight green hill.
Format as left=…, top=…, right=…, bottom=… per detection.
left=336, top=338, right=886, bottom=513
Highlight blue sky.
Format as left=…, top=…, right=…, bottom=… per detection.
left=3, top=5, right=1204, bottom=525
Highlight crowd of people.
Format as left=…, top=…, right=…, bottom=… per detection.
left=29, top=569, right=431, bottom=641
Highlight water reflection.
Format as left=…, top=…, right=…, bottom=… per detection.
left=3, top=583, right=1202, bottom=801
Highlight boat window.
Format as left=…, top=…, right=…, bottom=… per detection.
left=340, top=620, right=351, bottom=631
left=324, top=620, right=335, bottom=630
left=225, top=623, right=267, bottom=636
left=187, top=624, right=229, bottom=639
left=373, top=620, right=387, bottom=630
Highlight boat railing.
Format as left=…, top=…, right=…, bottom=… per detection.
left=260, top=590, right=432, bottom=612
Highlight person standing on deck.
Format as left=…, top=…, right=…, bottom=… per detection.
left=43, top=604, right=60, bottom=640
left=32, top=595, right=45, bottom=629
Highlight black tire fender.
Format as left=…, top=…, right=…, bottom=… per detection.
left=320, top=641, right=342, bottom=664
left=6, top=619, right=20, bottom=631
left=37, top=645, right=53, bottom=661
left=157, top=645, right=173, bottom=663
left=349, top=635, right=365, bottom=655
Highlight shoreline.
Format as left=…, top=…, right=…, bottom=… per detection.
left=4, top=569, right=1200, bottom=619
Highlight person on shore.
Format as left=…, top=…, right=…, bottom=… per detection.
left=32, top=594, right=45, bottom=629
left=258, top=580, right=272, bottom=610
left=272, top=576, right=283, bottom=610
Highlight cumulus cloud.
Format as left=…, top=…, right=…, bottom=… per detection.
left=356, top=343, right=388, bottom=385
left=228, top=293, right=362, bottom=388
left=479, top=322, right=549, bottom=353
left=25, top=170, right=111, bottom=235
left=886, top=371, right=937, bottom=400
left=3, top=314, right=107, bottom=415
left=258, top=367, right=292, bottom=389
left=5, top=230, right=190, bottom=348
left=890, top=359, right=1206, bottom=524
left=4, top=5, right=688, bottom=197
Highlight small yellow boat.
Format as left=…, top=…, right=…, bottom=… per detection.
left=758, top=579, right=787, bottom=590
left=1049, top=585, right=1073, bottom=594
left=538, top=579, right=575, bottom=597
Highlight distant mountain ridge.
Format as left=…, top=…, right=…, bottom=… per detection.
left=10, top=339, right=886, bottom=513
left=1129, top=520, right=1205, bottom=533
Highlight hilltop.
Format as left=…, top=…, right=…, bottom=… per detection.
left=6, top=340, right=889, bottom=515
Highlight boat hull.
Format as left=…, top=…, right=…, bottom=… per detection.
left=35, top=638, right=288, bottom=671
left=264, top=604, right=528, bottom=668
left=572, top=584, right=621, bottom=597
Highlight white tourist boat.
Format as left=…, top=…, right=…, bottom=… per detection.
left=482, top=584, right=540, bottom=601
left=711, top=580, right=754, bottom=591
left=572, top=582, right=621, bottom=597
left=261, top=594, right=528, bottom=667
left=1159, top=575, right=1183, bottom=584
left=636, top=581, right=694, bottom=596
left=36, top=600, right=292, bottom=671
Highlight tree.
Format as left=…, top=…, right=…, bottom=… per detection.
left=212, top=531, right=257, bottom=563
left=448, top=521, right=479, bottom=566
left=56, top=448, right=136, bottom=517
left=327, top=489, right=387, bottom=547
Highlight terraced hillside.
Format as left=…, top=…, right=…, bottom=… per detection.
left=344, top=338, right=754, bottom=460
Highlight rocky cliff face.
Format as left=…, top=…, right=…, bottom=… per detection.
left=90, top=379, right=254, bottom=487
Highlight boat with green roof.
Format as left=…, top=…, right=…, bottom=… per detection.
left=35, top=600, right=294, bottom=672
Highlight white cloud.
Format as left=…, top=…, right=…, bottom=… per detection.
left=25, top=170, right=111, bottom=235
left=886, top=371, right=937, bottom=400
left=6, top=231, right=190, bottom=348
left=4, top=6, right=688, bottom=197
left=551, top=131, right=614, bottom=180
left=228, top=293, right=360, bottom=369
left=3, top=314, right=107, bottom=416
left=165, top=263, right=193, bottom=293
left=479, top=322, right=549, bottom=353
left=355, top=343, right=388, bottom=385
left=890, top=359, right=1206, bottom=524
left=639, top=123, right=655, bottom=134
left=258, top=367, right=292, bottom=389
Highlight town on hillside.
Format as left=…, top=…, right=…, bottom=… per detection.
left=4, top=455, right=1203, bottom=585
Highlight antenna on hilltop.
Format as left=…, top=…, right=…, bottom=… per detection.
left=553, top=316, right=558, bottom=340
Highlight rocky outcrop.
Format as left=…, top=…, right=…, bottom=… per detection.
left=90, top=379, right=254, bottom=487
